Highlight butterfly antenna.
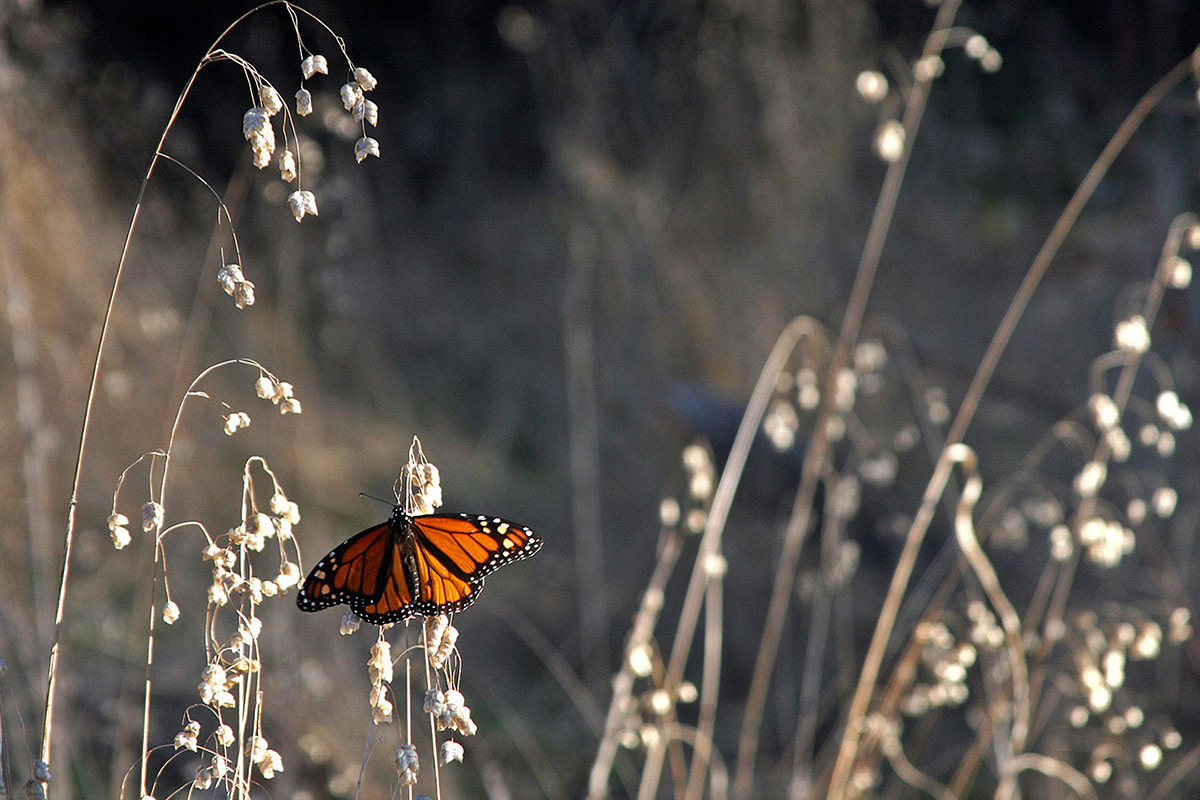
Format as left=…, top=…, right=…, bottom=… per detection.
left=358, top=492, right=396, bottom=508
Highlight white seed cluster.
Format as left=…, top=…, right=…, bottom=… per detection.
left=395, top=744, right=419, bottom=786
left=368, top=637, right=394, bottom=724
left=900, top=621, right=975, bottom=716
left=422, top=615, right=458, bottom=670
left=217, top=262, right=255, bottom=309
left=107, top=512, right=132, bottom=549
left=255, top=374, right=302, bottom=415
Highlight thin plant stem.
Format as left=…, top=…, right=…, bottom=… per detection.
left=946, top=445, right=1029, bottom=800
left=733, top=3, right=964, bottom=797
left=822, top=49, right=1197, bottom=800
left=683, top=543, right=725, bottom=800
left=630, top=316, right=823, bottom=800
left=36, top=3, right=315, bottom=791
left=586, top=524, right=684, bottom=800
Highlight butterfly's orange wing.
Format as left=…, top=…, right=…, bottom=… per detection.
left=296, top=522, right=395, bottom=612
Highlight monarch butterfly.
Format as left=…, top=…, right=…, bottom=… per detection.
left=296, top=506, right=543, bottom=623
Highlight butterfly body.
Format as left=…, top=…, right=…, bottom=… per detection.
left=297, top=507, right=543, bottom=624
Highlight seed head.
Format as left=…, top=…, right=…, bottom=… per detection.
left=301, top=54, right=329, bottom=79
left=217, top=263, right=244, bottom=296
left=162, top=601, right=180, bottom=624
left=234, top=280, right=255, bottom=308
left=340, top=82, right=363, bottom=111
left=368, top=639, right=393, bottom=685
left=1114, top=315, right=1150, bottom=353
left=259, top=85, right=284, bottom=116
left=173, top=720, right=201, bottom=751
left=288, top=190, right=318, bottom=221
left=354, top=67, right=377, bottom=91
left=276, top=562, right=301, bottom=590
left=439, top=740, right=465, bottom=765
left=259, top=750, right=284, bottom=779
left=243, top=107, right=269, bottom=139
left=354, top=136, right=381, bottom=163
left=295, top=88, right=313, bottom=116
left=395, top=744, right=419, bottom=786
left=111, top=526, right=131, bottom=549
left=874, top=120, right=905, bottom=162
left=424, top=689, right=447, bottom=716
left=855, top=70, right=888, bottom=103
left=353, top=98, right=379, bottom=126
left=279, top=149, right=298, bottom=182
left=142, top=501, right=164, bottom=532
left=223, top=411, right=250, bottom=435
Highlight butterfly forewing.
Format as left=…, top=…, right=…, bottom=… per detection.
left=296, top=522, right=394, bottom=611
left=411, top=513, right=543, bottom=582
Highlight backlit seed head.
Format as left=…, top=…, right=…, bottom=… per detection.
left=340, top=82, right=363, bottom=111
left=213, top=724, right=234, bottom=748
left=979, top=49, right=1002, bottom=73
left=855, top=70, right=888, bottom=103
left=362, top=99, right=379, bottom=126
left=354, top=67, right=378, bottom=91
left=1114, top=315, right=1150, bottom=353
left=395, top=744, right=419, bottom=785
left=295, top=88, right=313, bottom=116
left=914, top=55, right=944, bottom=81
left=354, top=136, right=381, bottom=163
left=162, top=601, right=180, bottom=624
left=659, top=497, right=680, bottom=527
left=439, top=740, right=464, bottom=765
left=301, top=54, right=329, bottom=79
left=255, top=375, right=278, bottom=400
left=259, top=85, right=284, bottom=116
left=277, top=562, right=300, bottom=590
left=1074, top=461, right=1107, bottom=498
left=259, top=749, right=283, bottom=779
left=223, top=411, right=250, bottom=435
left=368, top=639, right=393, bottom=685
left=288, top=190, right=318, bottom=221
left=243, top=107, right=269, bottom=139
left=143, top=501, right=164, bottom=532
left=218, top=263, right=244, bottom=296
left=964, top=34, right=989, bottom=60
left=628, top=643, right=653, bottom=677
left=111, top=525, right=131, bottom=549
left=279, top=149, right=297, bottom=182
left=1168, top=256, right=1192, bottom=288
left=1089, top=393, right=1119, bottom=429
left=1152, top=487, right=1177, bottom=518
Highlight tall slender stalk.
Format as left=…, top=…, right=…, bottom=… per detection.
left=731, top=3, right=964, bottom=798
left=823, top=48, right=1197, bottom=800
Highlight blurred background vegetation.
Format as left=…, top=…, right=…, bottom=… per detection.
left=1, top=0, right=1199, bottom=797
